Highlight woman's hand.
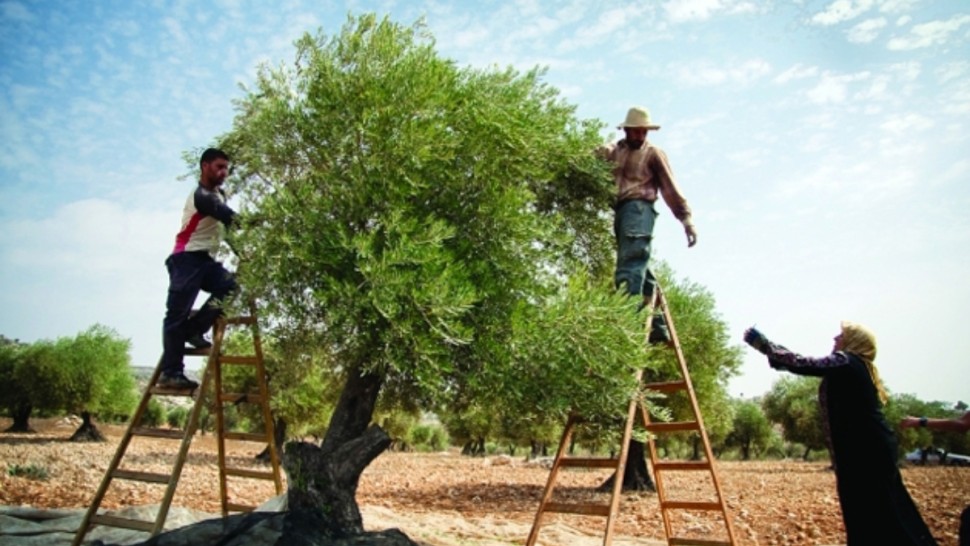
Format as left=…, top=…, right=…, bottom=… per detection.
left=743, top=326, right=772, bottom=355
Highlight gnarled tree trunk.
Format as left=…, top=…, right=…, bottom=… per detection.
left=282, top=367, right=392, bottom=538
left=598, top=439, right=656, bottom=492
left=70, top=411, right=105, bottom=442
left=4, top=403, right=33, bottom=433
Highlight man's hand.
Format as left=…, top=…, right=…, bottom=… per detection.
left=685, top=224, right=698, bottom=247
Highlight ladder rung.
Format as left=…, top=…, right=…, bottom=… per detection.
left=645, top=421, right=699, bottom=433
left=111, top=469, right=171, bottom=484
left=149, top=386, right=197, bottom=397
left=661, top=500, right=724, bottom=511
left=90, top=513, right=155, bottom=532
left=224, top=467, right=277, bottom=480
left=226, top=316, right=256, bottom=325
left=653, top=460, right=713, bottom=472
left=218, top=355, right=260, bottom=365
left=543, top=502, right=611, bottom=517
left=224, top=431, right=271, bottom=443
left=643, top=380, right=688, bottom=393
left=558, top=457, right=620, bottom=469
left=184, top=347, right=211, bottom=357
left=220, top=393, right=263, bottom=404
left=669, top=539, right=732, bottom=546
left=131, top=427, right=186, bottom=440
left=225, top=502, right=256, bottom=513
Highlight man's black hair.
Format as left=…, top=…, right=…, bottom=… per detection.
left=199, top=148, right=229, bottom=168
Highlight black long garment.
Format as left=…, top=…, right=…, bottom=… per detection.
left=764, top=348, right=938, bottom=546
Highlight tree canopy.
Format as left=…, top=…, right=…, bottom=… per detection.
left=215, top=13, right=662, bottom=536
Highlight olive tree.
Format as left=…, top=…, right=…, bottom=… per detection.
left=217, top=14, right=653, bottom=539
left=52, top=325, right=137, bottom=441
left=763, top=375, right=827, bottom=460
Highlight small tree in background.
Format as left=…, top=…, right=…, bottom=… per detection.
left=55, top=325, right=137, bottom=442
left=726, top=399, right=774, bottom=460
left=763, top=376, right=827, bottom=461
left=0, top=326, right=136, bottom=438
left=0, top=337, right=34, bottom=432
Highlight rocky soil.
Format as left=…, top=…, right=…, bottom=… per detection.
left=1, top=418, right=968, bottom=545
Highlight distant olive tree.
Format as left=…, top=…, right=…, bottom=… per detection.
left=0, top=326, right=135, bottom=438
left=763, top=376, right=827, bottom=461
left=725, top=399, right=774, bottom=460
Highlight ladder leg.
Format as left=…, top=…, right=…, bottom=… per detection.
left=250, top=310, right=283, bottom=494
left=525, top=415, right=580, bottom=546
left=655, top=285, right=738, bottom=545
left=603, top=379, right=644, bottom=546
left=72, top=362, right=166, bottom=546
left=212, top=317, right=230, bottom=517
left=152, top=353, right=214, bottom=534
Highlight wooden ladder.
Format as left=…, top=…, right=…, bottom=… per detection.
left=526, top=284, right=737, bottom=546
left=71, top=312, right=283, bottom=546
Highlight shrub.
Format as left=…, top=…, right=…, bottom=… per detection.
left=166, top=406, right=189, bottom=429
left=8, top=463, right=49, bottom=480
left=142, top=399, right=165, bottom=428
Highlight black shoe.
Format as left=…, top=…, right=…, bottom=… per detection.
left=185, top=333, right=212, bottom=349
left=158, top=373, right=199, bottom=390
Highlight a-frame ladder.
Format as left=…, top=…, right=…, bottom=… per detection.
left=526, top=284, right=737, bottom=546
left=72, top=312, right=283, bottom=546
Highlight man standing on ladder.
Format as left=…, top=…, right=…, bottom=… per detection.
left=598, top=106, right=697, bottom=344
left=159, top=147, right=238, bottom=389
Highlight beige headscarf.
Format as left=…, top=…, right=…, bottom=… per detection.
left=840, top=321, right=889, bottom=405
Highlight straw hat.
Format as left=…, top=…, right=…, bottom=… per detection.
left=618, top=106, right=661, bottom=130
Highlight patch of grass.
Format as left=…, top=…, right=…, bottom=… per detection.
left=7, top=463, right=49, bottom=481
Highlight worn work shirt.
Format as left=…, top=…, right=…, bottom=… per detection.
left=599, top=139, right=693, bottom=226
left=172, top=184, right=236, bottom=257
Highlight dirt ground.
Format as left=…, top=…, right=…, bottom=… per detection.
left=1, top=417, right=968, bottom=546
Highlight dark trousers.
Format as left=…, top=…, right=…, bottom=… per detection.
left=161, top=251, right=237, bottom=375
left=613, top=199, right=668, bottom=342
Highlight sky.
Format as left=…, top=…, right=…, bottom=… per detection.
left=1, top=0, right=968, bottom=406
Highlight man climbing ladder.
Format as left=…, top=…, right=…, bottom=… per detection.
left=160, top=147, right=238, bottom=389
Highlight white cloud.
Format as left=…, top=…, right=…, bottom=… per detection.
left=663, top=0, right=759, bottom=23
left=577, top=6, right=641, bottom=41
left=810, top=0, right=876, bottom=26
left=887, top=15, right=970, bottom=50
left=674, top=59, right=771, bottom=87
left=879, top=112, right=934, bottom=135
left=936, top=61, right=970, bottom=84
left=774, top=63, right=820, bottom=84
left=805, top=71, right=870, bottom=104
left=847, top=16, right=886, bottom=43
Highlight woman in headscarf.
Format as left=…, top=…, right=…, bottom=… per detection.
left=744, top=322, right=938, bottom=546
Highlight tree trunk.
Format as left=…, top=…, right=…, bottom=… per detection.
left=691, top=435, right=701, bottom=460
left=282, top=367, right=391, bottom=538
left=598, top=439, right=656, bottom=492
left=256, top=416, right=287, bottom=462
left=70, top=411, right=105, bottom=442
left=5, top=403, right=34, bottom=433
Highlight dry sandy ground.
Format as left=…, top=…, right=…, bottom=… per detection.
left=1, top=418, right=968, bottom=545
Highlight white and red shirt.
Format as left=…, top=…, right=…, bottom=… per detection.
left=172, top=184, right=236, bottom=257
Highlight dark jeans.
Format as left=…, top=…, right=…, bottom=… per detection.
left=613, top=199, right=668, bottom=342
left=161, top=251, right=237, bottom=375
